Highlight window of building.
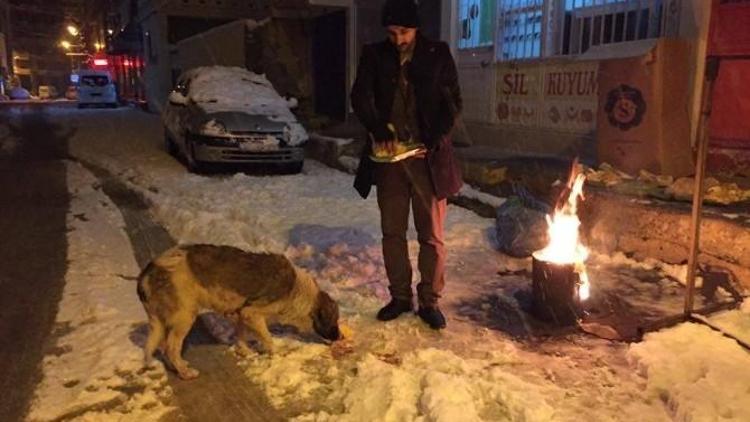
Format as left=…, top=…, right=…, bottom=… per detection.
left=459, top=0, right=667, bottom=60
left=458, top=0, right=496, bottom=49
left=561, top=0, right=663, bottom=55
left=496, top=0, right=543, bottom=60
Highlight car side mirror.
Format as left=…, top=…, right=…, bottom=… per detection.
left=169, top=91, right=187, bottom=106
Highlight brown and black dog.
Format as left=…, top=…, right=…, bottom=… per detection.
left=137, top=244, right=340, bottom=379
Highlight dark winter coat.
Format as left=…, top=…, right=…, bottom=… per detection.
left=350, top=33, right=463, bottom=199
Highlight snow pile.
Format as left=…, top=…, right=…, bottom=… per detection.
left=237, top=322, right=556, bottom=422
left=628, top=320, right=750, bottom=421
left=458, top=185, right=507, bottom=209
left=592, top=251, right=701, bottom=287
left=303, top=348, right=555, bottom=422
left=28, top=162, right=174, bottom=421
left=707, top=301, right=750, bottom=354
left=185, top=66, right=307, bottom=145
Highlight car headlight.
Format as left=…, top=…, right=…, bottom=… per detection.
left=201, top=119, right=227, bottom=136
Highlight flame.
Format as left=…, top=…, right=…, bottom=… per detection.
left=534, top=166, right=591, bottom=301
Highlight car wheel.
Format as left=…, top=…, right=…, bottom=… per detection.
left=185, top=138, right=205, bottom=174
left=163, top=128, right=177, bottom=156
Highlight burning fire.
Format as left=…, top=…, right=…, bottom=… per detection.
left=534, top=165, right=591, bottom=301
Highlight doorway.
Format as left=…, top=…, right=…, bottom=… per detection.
left=312, top=10, right=347, bottom=122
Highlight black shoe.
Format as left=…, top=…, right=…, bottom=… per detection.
left=417, top=306, right=446, bottom=330
left=376, top=299, right=414, bottom=321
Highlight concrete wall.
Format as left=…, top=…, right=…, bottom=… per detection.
left=140, top=0, right=267, bottom=20
left=142, top=13, right=172, bottom=112
left=251, top=18, right=315, bottom=119
left=175, top=20, right=246, bottom=71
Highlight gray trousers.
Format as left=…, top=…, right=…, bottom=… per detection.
left=376, top=158, right=446, bottom=307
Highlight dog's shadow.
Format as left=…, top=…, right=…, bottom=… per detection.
left=128, top=313, right=240, bottom=352
left=289, top=224, right=377, bottom=252
left=129, top=313, right=329, bottom=355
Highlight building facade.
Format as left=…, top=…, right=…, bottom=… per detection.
left=441, top=0, right=727, bottom=176
left=111, top=0, right=441, bottom=118
left=6, top=0, right=88, bottom=95
left=109, top=0, right=271, bottom=111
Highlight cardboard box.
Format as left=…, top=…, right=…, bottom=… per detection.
left=597, top=39, right=694, bottom=176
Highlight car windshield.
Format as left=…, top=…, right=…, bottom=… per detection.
left=80, top=75, right=109, bottom=87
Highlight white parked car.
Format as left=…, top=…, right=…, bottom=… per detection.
left=162, top=66, right=307, bottom=173
left=77, top=70, right=118, bottom=108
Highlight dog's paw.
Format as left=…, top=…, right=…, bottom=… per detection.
left=178, top=367, right=200, bottom=380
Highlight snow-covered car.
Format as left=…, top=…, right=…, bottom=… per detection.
left=162, top=66, right=308, bottom=173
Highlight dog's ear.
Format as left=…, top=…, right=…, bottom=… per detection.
left=312, top=291, right=340, bottom=341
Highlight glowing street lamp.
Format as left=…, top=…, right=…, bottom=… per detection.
left=67, top=25, right=79, bottom=36
left=94, top=42, right=103, bottom=51
left=60, top=40, right=72, bottom=49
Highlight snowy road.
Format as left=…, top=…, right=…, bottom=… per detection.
left=10, top=106, right=750, bottom=421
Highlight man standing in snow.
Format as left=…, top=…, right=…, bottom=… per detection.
left=350, top=0, right=462, bottom=329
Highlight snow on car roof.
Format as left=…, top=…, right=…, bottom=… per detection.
left=187, top=66, right=283, bottom=111
left=184, top=66, right=307, bottom=145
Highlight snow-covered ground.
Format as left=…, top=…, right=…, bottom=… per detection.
left=28, top=160, right=174, bottom=421
left=25, top=107, right=750, bottom=421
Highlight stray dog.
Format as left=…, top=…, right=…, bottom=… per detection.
left=137, top=244, right=340, bottom=379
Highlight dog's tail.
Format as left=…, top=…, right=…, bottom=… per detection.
left=137, top=247, right=185, bottom=304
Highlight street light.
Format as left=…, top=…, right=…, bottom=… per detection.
left=67, top=25, right=79, bottom=36
left=60, top=40, right=72, bottom=49
left=94, top=42, right=103, bottom=51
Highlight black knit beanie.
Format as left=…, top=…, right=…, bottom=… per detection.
left=381, top=0, right=420, bottom=28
